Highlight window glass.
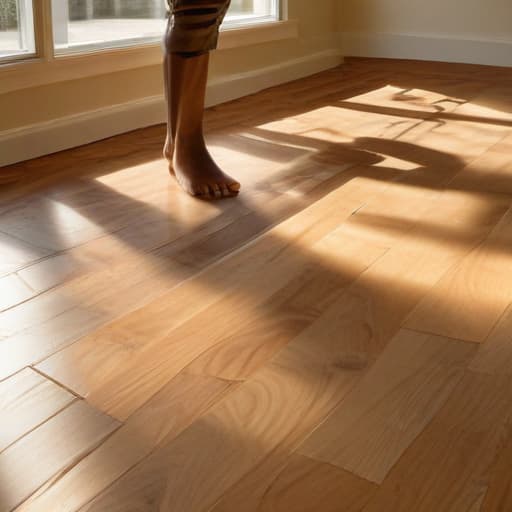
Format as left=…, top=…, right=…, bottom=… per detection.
left=52, top=0, right=279, bottom=54
left=0, top=0, right=35, bottom=60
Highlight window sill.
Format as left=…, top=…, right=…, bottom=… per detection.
left=0, top=19, right=298, bottom=95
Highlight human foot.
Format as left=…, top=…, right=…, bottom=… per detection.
left=169, top=139, right=240, bottom=199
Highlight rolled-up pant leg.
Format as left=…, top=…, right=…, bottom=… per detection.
left=166, top=0, right=231, bottom=57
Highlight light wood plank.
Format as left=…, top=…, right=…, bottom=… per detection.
left=0, top=231, right=52, bottom=277
left=1, top=59, right=511, bottom=512
left=298, top=329, right=476, bottom=483
left=0, top=274, right=34, bottom=311
left=480, top=430, right=512, bottom=512
left=468, top=305, right=512, bottom=377
left=0, top=253, right=193, bottom=381
left=361, top=371, right=512, bottom=512
left=80, top=347, right=361, bottom=512
left=405, top=208, right=512, bottom=342
left=186, top=228, right=387, bottom=381
left=33, top=156, right=503, bottom=419
left=0, top=156, right=354, bottom=378
left=35, top=185, right=365, bottom=418
left=210, top=453, right=377, bottom=512
left=0, top=400, right=119, bottom=511
left=0, top=306, right=110, bottom=382
left=0, top=155, right=367, bottom=383
left=352, top=187, right=510, bottom=260
left=16, top=372, right=231, bottom=512
left=449, top=134, right=512, bottom=195
left=397, top=115, right=510, bottom=166
left=0, top=368, right=74, bottom=452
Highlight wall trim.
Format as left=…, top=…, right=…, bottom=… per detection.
left=0, top=47, right=343, bottom=167
left=341, top=31, right=512, bottom=68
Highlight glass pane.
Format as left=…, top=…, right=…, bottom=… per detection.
left=53, top=0, right=279, bottom=53
left=227, top=0, right=278, bottom=22
left=0, top=0, right=35, bottom=60
left=53, top=0, right=167, bottom=52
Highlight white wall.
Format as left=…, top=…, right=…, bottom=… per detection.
left=339, top=0, right=512, bottom=67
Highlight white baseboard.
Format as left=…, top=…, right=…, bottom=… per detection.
left=0, top=48, right=342, bottom=167
left=0, top=96, right=166, bottom=168
left=341, top=31, right=512, bottom=68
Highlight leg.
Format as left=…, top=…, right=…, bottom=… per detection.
left=162, top=3, right=240, bottom=199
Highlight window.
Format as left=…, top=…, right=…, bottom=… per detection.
left=0, top=0, right=35, bottom=59
left=51, top=0, right=279, bottom=54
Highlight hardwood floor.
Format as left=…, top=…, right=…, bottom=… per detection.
left=1, top=57, right=512, bottom=511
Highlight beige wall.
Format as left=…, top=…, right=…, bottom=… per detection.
left=0, top=0, right=338, bottom=132
left=340, top=0, right=512, bottom=39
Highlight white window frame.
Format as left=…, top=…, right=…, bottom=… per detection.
left=0, top=0, right=296, bottom=94
left=0, top=0, right=37, bottom=62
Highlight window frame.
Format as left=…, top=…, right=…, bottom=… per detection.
left=0, top=0, right=288, bottom=63
left=0, top=0, right=299, bottom=94
left=0, top=0, right=294, bottom=92
left=50, top=0, right=280, bottom=55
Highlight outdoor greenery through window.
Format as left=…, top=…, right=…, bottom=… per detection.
left=0, top=0, right=34, bottom=59
left=54, top=0, right=278, bottom=53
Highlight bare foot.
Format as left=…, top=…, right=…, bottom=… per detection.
left=165, top=138, right=240, bottom=199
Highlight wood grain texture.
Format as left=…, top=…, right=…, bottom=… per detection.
left=361, top=371, right=512, bottom=512
left=0, top=368, right=74, bottom=452
left=81, top=347, right=360, bottom=512
left=0, top=231, right=52, bottom=277
left=469, top=305, right=512, bottom=377
left=480, top=430, right=512, bottom=512
left=0, top=274, right=34, bottom=312
left=298, top=329, right=477, bottom=483
left=35, top=187, right=365, bottom=419
left=449, top=134, right=512, bottom=195
left=16, top=372, right=231, bottom=512
left=186, top=228, right=387, bottom=381
left=1, top=58, right=512, bottom=512
left=0, top=140, right=355, bottom=382
left=405, top=208, right=512, bottom=343
left=0, top=400, right=119, bottom=511
left=213, top=454, right=377, bottom=512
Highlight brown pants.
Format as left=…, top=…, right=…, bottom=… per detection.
left=165, top=0, right=232, bottom=56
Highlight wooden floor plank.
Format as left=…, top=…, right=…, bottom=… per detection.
left=209, top=453, right=378, bottom=512
left=405, top=208, right=512, bottom=342
left=0, top=231, right=52, bottom=277
left=35, top=185, right=365, bottom=418
left=468, top=305, right=512, bottom=377
left=186, top=228, right=387, bottom=381
left=79, top=346, right=361, bottom=512
left=0, top=400, right=119, bottom=512
left=0, top=274, right=34, bottom=312
left=0, top=59, right=511, bottom=512
left=16, top=372, right=232, bottom=512
left=361, top=371, right=512, bottom=512
left=480, top=430, right=512, bottom=512
left=298, top=329, right=476, bottom=484
left=0, top=368, right=75, bottom=452
left=449, top=134, right=512, bottom=195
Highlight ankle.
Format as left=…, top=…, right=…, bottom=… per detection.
left=174, top=134, right=208, bottom=156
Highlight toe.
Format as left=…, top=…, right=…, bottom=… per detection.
left=211, top=183, right=222, bottom=199
left=228, top=181, right=241, bottom=193
left=221, top=184, right=231, bottom=197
